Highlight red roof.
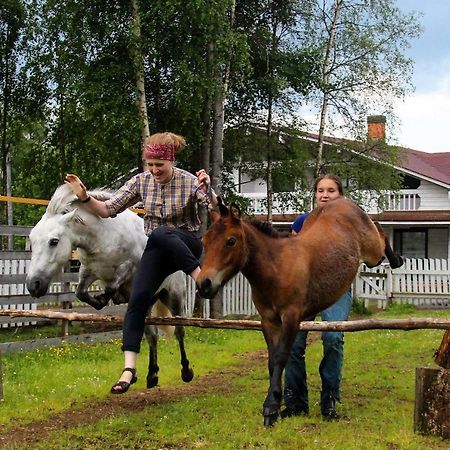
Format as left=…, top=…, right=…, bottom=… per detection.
left=300, top=131, right=450, bottom=187
left=399, top=148, right=450, bottom=186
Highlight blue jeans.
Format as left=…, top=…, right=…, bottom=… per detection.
left=283, top=290, right=353, bottom=411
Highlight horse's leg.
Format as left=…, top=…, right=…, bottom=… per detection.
left=76, top=266, right=109, bottom=310
left=174, top=325, right=194, bottom=382
left=165, top=283, right=194, bottom=383
left=373, top=222, right=404, bottom=268
left=143, top=324, right=159, bottom=388
left=106, top=261, right=135, bottom=304
left=383, top=235, right=403, bottom=268
left=261, top=312, right=300, bottom=427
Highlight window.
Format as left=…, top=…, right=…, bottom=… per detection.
left=401, top=174, right=421, bottom=189
left=394, top=229, right=427, bottom=258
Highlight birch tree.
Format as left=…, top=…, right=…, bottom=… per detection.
left=302, top=0, right=422, bottom=178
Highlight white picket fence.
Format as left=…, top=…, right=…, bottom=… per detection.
left=0, top=249, right=257, bottom=328
left=1, top=254, right=449, bottom=330
left=355, top=258, right=450, bottom=309
left=188, top=259, right=450, bottom=314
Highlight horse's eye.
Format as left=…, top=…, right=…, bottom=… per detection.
left=49, top=238, right=59, bottom=247
left=227, top=237, right=237, bottom=247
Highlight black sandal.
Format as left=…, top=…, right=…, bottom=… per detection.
left=110, top=367, right=137, bottom=394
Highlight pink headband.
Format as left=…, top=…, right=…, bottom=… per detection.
left=143, top=143, right=175, bottom=161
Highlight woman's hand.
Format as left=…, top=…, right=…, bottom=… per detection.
left=64, top=173, right=89, bottom=201
left=195, top=169, right=211, bottom=192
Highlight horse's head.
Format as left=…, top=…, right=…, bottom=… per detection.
left=26, top=210, right=78, bottom=297
left=196, top=199, right=248, bottom=299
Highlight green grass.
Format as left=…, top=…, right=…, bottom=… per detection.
left=1, top=309, right=449, bottom=449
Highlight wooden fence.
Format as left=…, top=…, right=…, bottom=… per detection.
left=1, top=224, right=449, bottom=338
left=0, top=222, right=255, bottom=332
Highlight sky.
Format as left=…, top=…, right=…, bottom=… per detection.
left=388, top=0, right=450, bottom=152
left=300, top=1, right=450, bottom=153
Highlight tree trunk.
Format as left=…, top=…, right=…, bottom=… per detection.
left=211, top=0, right=235, bottom=196
left=208, top=1, right=236, bottom=319
left=130, top=0, right=150, bottom=149
left=314, top=0, right=344, bottom=178
left=1, top=47, right=10, bottom=250
left=265, top=11, right=278, bottom=223
left=414, top=367, right=450, bottom=438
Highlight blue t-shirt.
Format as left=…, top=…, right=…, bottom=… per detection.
left=291, top=212, right=309, bottom=233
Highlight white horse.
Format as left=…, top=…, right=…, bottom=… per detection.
left=26, top=184, right=194, bottom=388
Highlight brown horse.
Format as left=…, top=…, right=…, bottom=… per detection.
left=196, top=197, right=403, bottom=426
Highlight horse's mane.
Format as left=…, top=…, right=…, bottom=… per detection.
left=47, top=184, right=113, bottom=216
left=249, top=219, right=291, bottom=238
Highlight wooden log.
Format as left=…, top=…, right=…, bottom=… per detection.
left=0, top=309, right=449, bottom=331
left=434, top=330, right=450, bottom=369
left=414, top=367, right=450, bottom=439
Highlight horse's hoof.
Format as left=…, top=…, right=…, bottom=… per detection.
left=181, top=367, right=194, bottom=383
left=392, top=256, right=404, bottom=269
left=263, top=414, right=278, bottom=427
left=146, top=375, right=158, bottom=389
left=263, top=407, right=278, bottom=427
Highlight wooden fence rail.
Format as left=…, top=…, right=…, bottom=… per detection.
left=0, top=309, right=450, bottom=332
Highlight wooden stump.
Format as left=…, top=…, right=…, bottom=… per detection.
left=414, top=367, right=450, bottom=438
left=434, top=330, right=450, bottom=369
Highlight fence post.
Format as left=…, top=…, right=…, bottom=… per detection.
left=61, top=281, right=72, bottom=336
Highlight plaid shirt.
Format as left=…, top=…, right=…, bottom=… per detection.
left=104, top=167, right=212, bottom=235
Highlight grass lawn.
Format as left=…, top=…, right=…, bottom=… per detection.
left=0, top=305, right=448, bottom=449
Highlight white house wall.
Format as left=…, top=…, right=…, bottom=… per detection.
left=416, top=180, right=450, bottom=210
left=239, top=173, right=266, bottom=194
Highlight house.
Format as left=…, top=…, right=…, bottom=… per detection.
left=234, top=116, right=450, bottom=260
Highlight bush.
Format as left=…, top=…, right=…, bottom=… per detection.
left=351, top=297, right=372, bottom=316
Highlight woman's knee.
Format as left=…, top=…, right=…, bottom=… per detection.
left=322, top=331, right=344, bottom=349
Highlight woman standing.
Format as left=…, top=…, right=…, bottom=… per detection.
left=282, top=174, right=352, bottom=420
left=65, top=132, right=217, bottom=393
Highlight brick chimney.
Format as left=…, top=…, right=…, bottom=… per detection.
left=367, top=115, right=386, bottom=141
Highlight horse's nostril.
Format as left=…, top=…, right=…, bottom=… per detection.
left=196, top=278, right=213, bottom=298
left=27, top=279, right=44, bottom=297
left=202, top=278, right=212, bottom=290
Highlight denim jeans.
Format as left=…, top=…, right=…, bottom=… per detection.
left=283, top=290, right=353, bottom=411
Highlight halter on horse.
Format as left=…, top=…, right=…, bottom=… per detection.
left=197, top=197, right=403, bottom=426
left=26, top=184, right=194, bottom=388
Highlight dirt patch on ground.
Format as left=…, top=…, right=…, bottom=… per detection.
left=0, top=350, right=268, bottom=449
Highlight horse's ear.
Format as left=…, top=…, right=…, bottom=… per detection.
left=217, top=196, right=229, bottom=217
left=61, top=209, right=77, bottom=224
left=230, top=203, right=241, bottom=220
left=61, top=209, right=84, bottom=225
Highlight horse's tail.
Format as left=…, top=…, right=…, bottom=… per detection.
left=151, top=300, right=175, bottom=337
